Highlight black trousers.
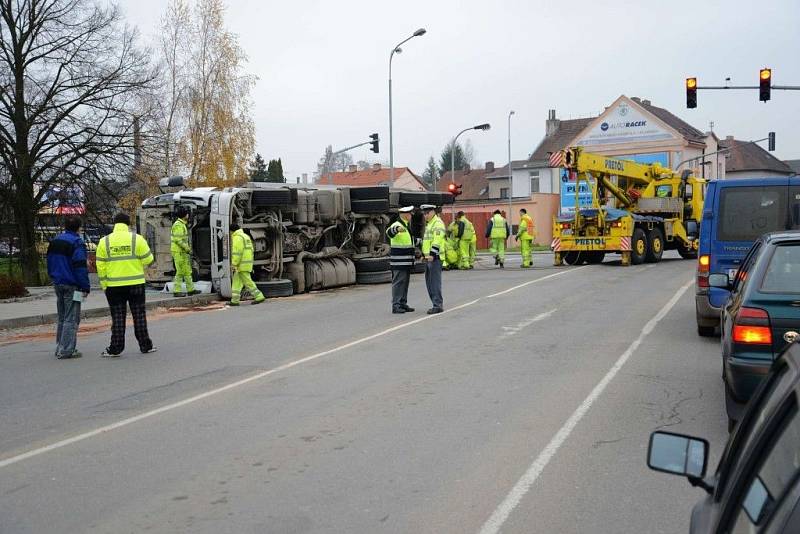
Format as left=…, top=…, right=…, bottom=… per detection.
left=391, top=268, right=411, bottom=310
left=105, top=284, right=153, bottom=354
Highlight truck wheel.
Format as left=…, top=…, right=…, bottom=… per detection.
left=255, top=278, right=294, bottom=298
left=355, top=257, right=390, bottom=273
left=630, top=228, right=648, bottom=265
left=586, top=252, right=605, bottom=264
left=563, top=252, right=582, bottom=265
left=678, top=245, right=698, bottom=260
left=356, top=270, right=392, bottom=284
left=645, top=228, right=664, bottom=263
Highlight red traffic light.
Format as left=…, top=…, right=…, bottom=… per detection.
left=447, top=183, right=463, bottom=197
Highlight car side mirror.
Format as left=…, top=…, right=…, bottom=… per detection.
left=708, top=273, right=731, bottom=289
left=648, top=431, right=709, bottom=479
left=685, top=220, right=699, bottom=240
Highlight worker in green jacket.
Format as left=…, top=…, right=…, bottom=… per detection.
left=485, top=210, right=510, bottom=268
left=171, top=206, right=197, bottom=296
left=516, top=208, right=536, bottom=268
left=454, top=211, right=475, bottom=270
left=230, top=222, right=265, bottom=306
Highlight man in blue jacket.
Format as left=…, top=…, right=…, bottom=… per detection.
left=46, top=217, right=91, bottom=359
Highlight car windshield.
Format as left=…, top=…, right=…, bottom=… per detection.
left=718, top=187, right=788, bottom=242
left=761, top=244, right=800, bottom=293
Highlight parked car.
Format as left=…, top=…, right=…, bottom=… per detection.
left=710, top=231, right=800, bottom=429
left=647, top=340, right=800, bottom=533
left=696, top=177, right=800, bottom=337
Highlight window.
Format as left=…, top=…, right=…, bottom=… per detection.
left=731, top=401, right=800, bottom=532
left=530, top=171, right=540, bottom=193
left=731, top=242, right=762, bottom=294
left=761, top=244, right=800, bottom=293
left=500, top=188, right=509, bottom=199
left=718, top=187, right=788, bottom=242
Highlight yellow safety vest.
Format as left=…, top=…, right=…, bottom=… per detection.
left=518, top=214, right=535, bottom=241
left=96, top=223, right=153, bottom=289
left=490, top=214, right=507, bottom=239
left=171, top=218, right=190, bottom=256
left=459, top=216, right=475, bottom=241
left=422, top=215, right=446, bottom=257
left=386, top=220, right=414, bottom=269
left=231, top=229, right=255, bottom=273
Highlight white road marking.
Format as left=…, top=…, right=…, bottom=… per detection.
left=478, top=278, right=693, bottom=534
left=0, top=266, right=587, bottom=470
left=500, top=309, right=557, bottom=338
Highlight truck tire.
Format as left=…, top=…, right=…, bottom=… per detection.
left=678, top=244, right=698, bottom=260
left=630, top=228, right=648, bottom=265
left=398, top=192, right=429, bottom=206
left=586, top=252, right=605, bottom=264
left=252, top=190, right=294, bottom=207
left=645, top=228, right=664, bottom=263
left=255, top=278, right=294, bottom=298
left=349, top=186, right=389, bottom=201
left=355, top=257, right=390, bottom=273
left=356, top=270, right=392, bottom=284
left=563, top=252, right=583, bottom=265
left=351, top=199, right=390, bottom=214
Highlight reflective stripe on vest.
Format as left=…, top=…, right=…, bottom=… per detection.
left=98, top=231, right=147, bottom=285
left=388, top=220, right=414, bottom=268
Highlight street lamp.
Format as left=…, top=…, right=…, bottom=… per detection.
left=450, top=123, right=491, bottom=219
left=389, top=28, right=426, bottom=188
left=507, top=110, right=515, bottom=245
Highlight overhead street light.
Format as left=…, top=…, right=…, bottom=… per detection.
left=507, top=110, right=515, bottom=242
left=388, top=28, right=427, bottom=188
left=449, top=122, right=491, bottom=218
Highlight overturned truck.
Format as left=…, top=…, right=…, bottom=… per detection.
left=138, top=182, right=452, bottom=299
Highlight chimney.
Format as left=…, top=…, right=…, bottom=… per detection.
left=302, top=173, right=308, bottom=184
left=641, top=99, right=651, bottom=106
left=545, top=109, right=560, bottom=137
left=485, top=161, right=495, bottom=172
left=372, top=163, right=382, bottom=171
left=631, top=97, right=641, bottom=103
left=348, top=164, right=357, bottom=172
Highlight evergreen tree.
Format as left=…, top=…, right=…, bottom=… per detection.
left=439, top=142, right=467, bottom=173
left=248, top=153, right=269, bottom=182
left=266, top=158, right=285, bottom=183
left=421, top=156, right=439, bottom=190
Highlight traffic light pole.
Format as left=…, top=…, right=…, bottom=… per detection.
left=694, top=84, right=800, bottom=90
left=327, top=139, right=378, bottom=184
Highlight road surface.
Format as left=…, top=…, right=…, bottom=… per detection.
left=0, top=253, right=727, bottom=533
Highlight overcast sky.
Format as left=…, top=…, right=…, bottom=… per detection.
left=116, top=0, right=800, bottom=181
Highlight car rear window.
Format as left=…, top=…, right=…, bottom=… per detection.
left=761, top=244, right=800, bottom=293
left=718, top=187, right=788, bottom=242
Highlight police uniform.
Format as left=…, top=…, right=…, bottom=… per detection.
left=386, top=206, right=415, bottom=313
left=421, top=204, right=446, bottom=314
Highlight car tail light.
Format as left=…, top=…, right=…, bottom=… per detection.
left=733, top=307, right=772, bottom=345
left=698, top=255, right=710, bottom=273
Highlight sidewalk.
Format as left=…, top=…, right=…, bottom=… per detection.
left=0, top=282, right=219, bottom=330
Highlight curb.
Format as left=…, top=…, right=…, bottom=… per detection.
left=0, top=293, right=220, bottom=331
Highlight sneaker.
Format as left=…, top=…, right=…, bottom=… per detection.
left=251, top=298, right=265, bottom=305
left=101, top=349, right=121, bottom=358
left=57, top=351, right=82, bottom=359
left=494, top=256, right=499, bottom=265
left=499, top=262, right=504, bottom=269
left=141, top=347, right=158, bottom=354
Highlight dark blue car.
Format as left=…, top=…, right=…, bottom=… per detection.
left=696, top=177, right=800, bottom=336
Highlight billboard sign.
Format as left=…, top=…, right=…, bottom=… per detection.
left=575, top=101, right=676, bottom=147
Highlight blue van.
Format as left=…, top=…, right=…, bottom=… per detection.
left=696, top=176, right=800, bottom=336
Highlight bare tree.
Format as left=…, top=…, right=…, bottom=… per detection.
left=158, top=0, right=190, bottom=178
left=0, top=0, right=156, bottom=284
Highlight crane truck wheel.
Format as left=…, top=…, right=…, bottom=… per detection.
left=630, top=228, right=648, bottom=265
left=586, top=252, right=605, bottom=264
left=645, top=228, right=664, bottom=263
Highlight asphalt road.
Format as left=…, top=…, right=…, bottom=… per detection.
left=0, top=252, right=728, bottom=534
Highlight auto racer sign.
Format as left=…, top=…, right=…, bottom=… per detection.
left=575, top=101, right=675, bottom=146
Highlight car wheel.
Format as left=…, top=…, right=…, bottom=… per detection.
left=354, top=257, right=390, bottom=273
left=356, top=270, right=392, bottom=284
left=630, top=228, right=648, bottom=265
left=697, top=324, right=716, bottom=337
left=645, top=228, right=664, bottom=263
left=255, top=278, right=294, bottom=298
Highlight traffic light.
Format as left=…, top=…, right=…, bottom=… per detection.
left=447, top=183, right=463, bottom=197
left=369, top=133, right=379, bottom=153
left=759, top=68, right=771, bottom=102
left=768, top=131, right=776, bottom=151
left=686, top=77, right=697, bottom=108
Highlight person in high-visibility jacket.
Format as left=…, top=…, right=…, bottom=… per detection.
left=230, top=222, right=265, bottom=306
left=96, top=212, right=156, bottom=357
left=386, top=206, right=415, bottom=314
left=516, top=208, right=536, bottom=268
left=485, top=209, right=510, bottom=268
left=454, top=211, right=475, bottom=270
left=170, top=206, right=197, bottom=296
left=444, top=219, right=460, bottom=270
left=469, top=232, right=477, bottom=269
left=421, top=204, right=446, bottom=314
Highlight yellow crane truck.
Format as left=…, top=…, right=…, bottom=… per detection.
left=551, top=147, right=704, bottom=266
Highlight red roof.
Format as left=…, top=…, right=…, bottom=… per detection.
left=321, top=167, right=425, bottom=189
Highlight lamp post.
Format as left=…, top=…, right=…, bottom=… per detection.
left=507, top=110, right=515, bottom=247
left=450, top=123, right=491, bottom=220
left=389, top=28, right=426, bottom=188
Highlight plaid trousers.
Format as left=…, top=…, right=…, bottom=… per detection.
left=104, top=284, right=153, bottom=355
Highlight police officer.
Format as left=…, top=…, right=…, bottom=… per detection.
left=386, top=206, right=415, bottom=314
left=229, top=222, right=266, bottom=306
left=516, top=208, right=536, bottom=268
left=421, top=204, right=446, bottom=314
left=171, top=206, right=198, bottom=296
left=485, top=209, right=510, bottom=268
left=96, top=212, right=157, bottom=357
